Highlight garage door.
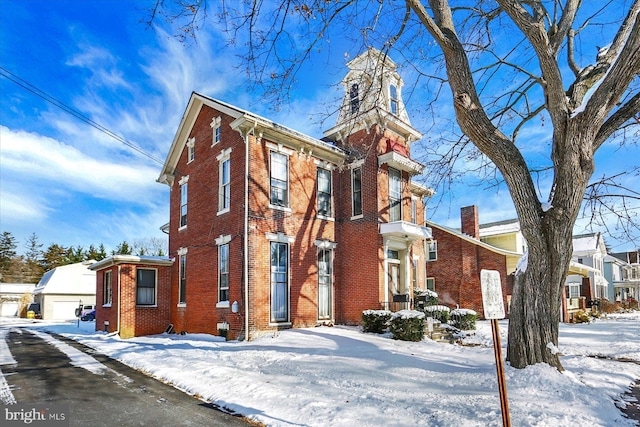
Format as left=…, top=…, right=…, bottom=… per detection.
left=52, top=301, right=80, bottom=320
left=1, top=301, right=19, bottom=317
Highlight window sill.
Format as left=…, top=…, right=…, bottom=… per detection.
left=102, top=303, right=112, bottom=308
left=269, top=321, right=291, bottom=327
left=211, top=141, right=220, bottom=147
left=178, top=225, right=187, bottom=232
left=350, top=214, right=364, bottom=220
left=316, top=214, right=335, bottom=222
left=269, top=204, right=292, bottom=213
left=177, top=303, right=187, bottom=308
left=217, top=208, right=230, bottom=216
left=136, top=305, right=158, bottom=308
left=216, top=301, right=230, bottom=309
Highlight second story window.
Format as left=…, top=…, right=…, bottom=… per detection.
left=352, top=167, right=362, bottom=217
left=317, top=168, right=332, bottom=217
left=218, top=155, right=231, bottom=213
left=389, top=167, right=402, bottom=222
left=270, top=151, right=289, bottom=207
left=411, top=197, right=417, bottom=224
left=350, top=83, right=360, bottom=114
left=390, top=84, right=399, bottom=115
left=427, top=241, right=438, bottom=261
left=179, top=176, right=189, bottom=228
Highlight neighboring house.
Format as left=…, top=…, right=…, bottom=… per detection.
left=33, top=261, right=97, bottom=320
left=426, top=206, right=520, bottom=318
left=566, top=233, right=609, bottom=302
left=0, top=283, right=35, bottom=317
left=89, top=256, right=173, bottom=338
left=607, top=250, right=640, bottom=305
left=94, top=48, right=433, bottom=340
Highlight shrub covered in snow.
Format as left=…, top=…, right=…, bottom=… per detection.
left=389, top=310, right=425, bottom=342
left=414, top=288, right=438, bottom=306
left=422, top=305, right=450, bottom=323
left=450, top=309, right=477, bottom=330
left=362, top=310, right=392, bottom=333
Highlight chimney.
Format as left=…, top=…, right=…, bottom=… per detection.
left=461, top=205, right=480, bottom=239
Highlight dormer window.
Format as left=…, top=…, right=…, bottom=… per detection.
left=350, top=83, right=360, bottom=114
left=390, top=84, right=399, bottom=115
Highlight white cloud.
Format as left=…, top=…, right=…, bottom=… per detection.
left=0, top=126, right=162, bottom=205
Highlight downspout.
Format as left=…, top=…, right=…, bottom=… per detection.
left=243, top=129, right=250, bottom=340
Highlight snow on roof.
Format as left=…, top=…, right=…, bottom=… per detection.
left=33, top=260, right=97, bottom=295
left=0, top=283, right=36, bottom=295
left=89, top=255, right=173, bottom=271
left=478, top=218, right=520, bottom=237
left=572, top=233, right=604, bottom=254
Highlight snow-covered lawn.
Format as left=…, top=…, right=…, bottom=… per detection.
left=4, top=312, right=640, bottom=426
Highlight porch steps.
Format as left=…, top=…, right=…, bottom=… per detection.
left=426, top=322, right=458, bottom=344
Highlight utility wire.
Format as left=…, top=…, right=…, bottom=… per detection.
left=0, top=66, right=165, bottom=165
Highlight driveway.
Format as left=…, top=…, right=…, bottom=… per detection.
left=1, top=327, right=254, bottom=426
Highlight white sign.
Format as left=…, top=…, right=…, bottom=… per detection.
left=480, top=269, right=506, bottom=319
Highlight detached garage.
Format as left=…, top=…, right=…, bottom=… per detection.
left=33, top=260, right=97, bottom=320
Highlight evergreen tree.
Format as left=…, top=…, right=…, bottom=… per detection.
left=86, top=244, right=107, bottom=261
left=24, top=233, right=44, bottom=283
left=41, top=244, right=69, bottom=272
left=113, top=241, right=132, bottom=255
left=0, top=231, right=18, bottom=282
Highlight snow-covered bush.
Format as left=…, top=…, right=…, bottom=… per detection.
left=362, top=310, right=392, bottom=333
left=414, top=288, right=438, bottom=306
left=450, top=309, right=477, bottom=330
left=389, top=310, right=425, bottom=342
left=422, top=305, right=450, bottom=323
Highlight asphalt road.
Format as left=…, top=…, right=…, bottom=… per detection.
left=2, top=327, right=254, bottom=426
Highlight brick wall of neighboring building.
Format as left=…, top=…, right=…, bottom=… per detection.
left=427, top=225, right=510, bottom=318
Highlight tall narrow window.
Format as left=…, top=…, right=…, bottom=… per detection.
left=411, top=198, right=417, bottom=224
left=179, top=254, right=187, bottom=304
left=412, top=259, right=418, bottom=290
left=187, top=137, right=195, bottom=163
left=270, top=242, right=289, bottom=322
left=219, top=243, right=229, bottom=302
left=317, top=168, right=332, bottom=217
left=350, top=83, right=360, bottom=114
left=219, top=158, right=230, bottom=212
left=427, top=241, right=438, bottom=261
left=352, top=167, right=362, bottom=217
left=389, top=168, right=402, bottom=222
left=270, top=152, right=289, bottom=207
left=180, top=182, right=188, bottom=227
left=103, top=270, right=112, bottom=305
left=136, top=269, right=156, bottom=305
left=211, top=116, right=221, bottom=146
left=426, top=277, right=435, bottom=292
left=318, top=249, right=332, bottom=320
left=390, top=84, right=399, bottom=114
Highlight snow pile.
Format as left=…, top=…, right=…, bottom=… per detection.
left=3, top=313, right=638, bottom=426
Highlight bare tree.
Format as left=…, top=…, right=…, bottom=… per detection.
left=150, top=0, right=640, bottom=370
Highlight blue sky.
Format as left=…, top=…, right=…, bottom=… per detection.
left=1, top=0, right=638, bottom=255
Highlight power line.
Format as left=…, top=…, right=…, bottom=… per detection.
left=0, top=66, right=165, bottom=165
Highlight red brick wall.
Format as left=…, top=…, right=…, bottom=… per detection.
left=426, top=226, right=510, bottom=319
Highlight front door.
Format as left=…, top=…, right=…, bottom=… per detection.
left=388, top=262, right=400, bottom=302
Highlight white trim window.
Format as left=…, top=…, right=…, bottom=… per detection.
left=426, top=277, right=435, bottom=292
left=136, top=268, right=157, bottom=306
left=187, top=137, right=195, bottom=163
left=390, top=84, right=399, bottom=115
left=179, top=176, right=188, bottom=228
left=317, top=168, right=332, bottom=217
left=427, top=240, right=437, bottom=261
left=270, top=151, right=289, bottom=208
left=270, top=241, right=289, bottom=323
left=211, top=116, right=221, bottom=146
left=219, top=243, right=229, bottom=302
left=218, top=155, right=231, bottom=214
left=179, top=252, right=187, bottom=304
left=350, top=83, right=360, bottom=114
left=352, top=166, right=362, bottom=217
left=411, top=197, right=417, bottom=224
left=103, top=270, right=112, bottom=305
left=389, top=167, right=402, bottom=222
left=318, top=248, right=333, bottom=320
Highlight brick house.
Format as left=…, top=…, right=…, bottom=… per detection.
left=425, top=206, right=519, bottom=318
left=94, top=49, right=433, bottom=339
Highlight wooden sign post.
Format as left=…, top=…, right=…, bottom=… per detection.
left=480, top=269, right=511, bottom=427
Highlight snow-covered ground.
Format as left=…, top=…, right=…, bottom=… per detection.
left=2, top=313, right=640, bottom=426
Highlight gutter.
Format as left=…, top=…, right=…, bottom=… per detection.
left=244, top=128, right=250, bottom=340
